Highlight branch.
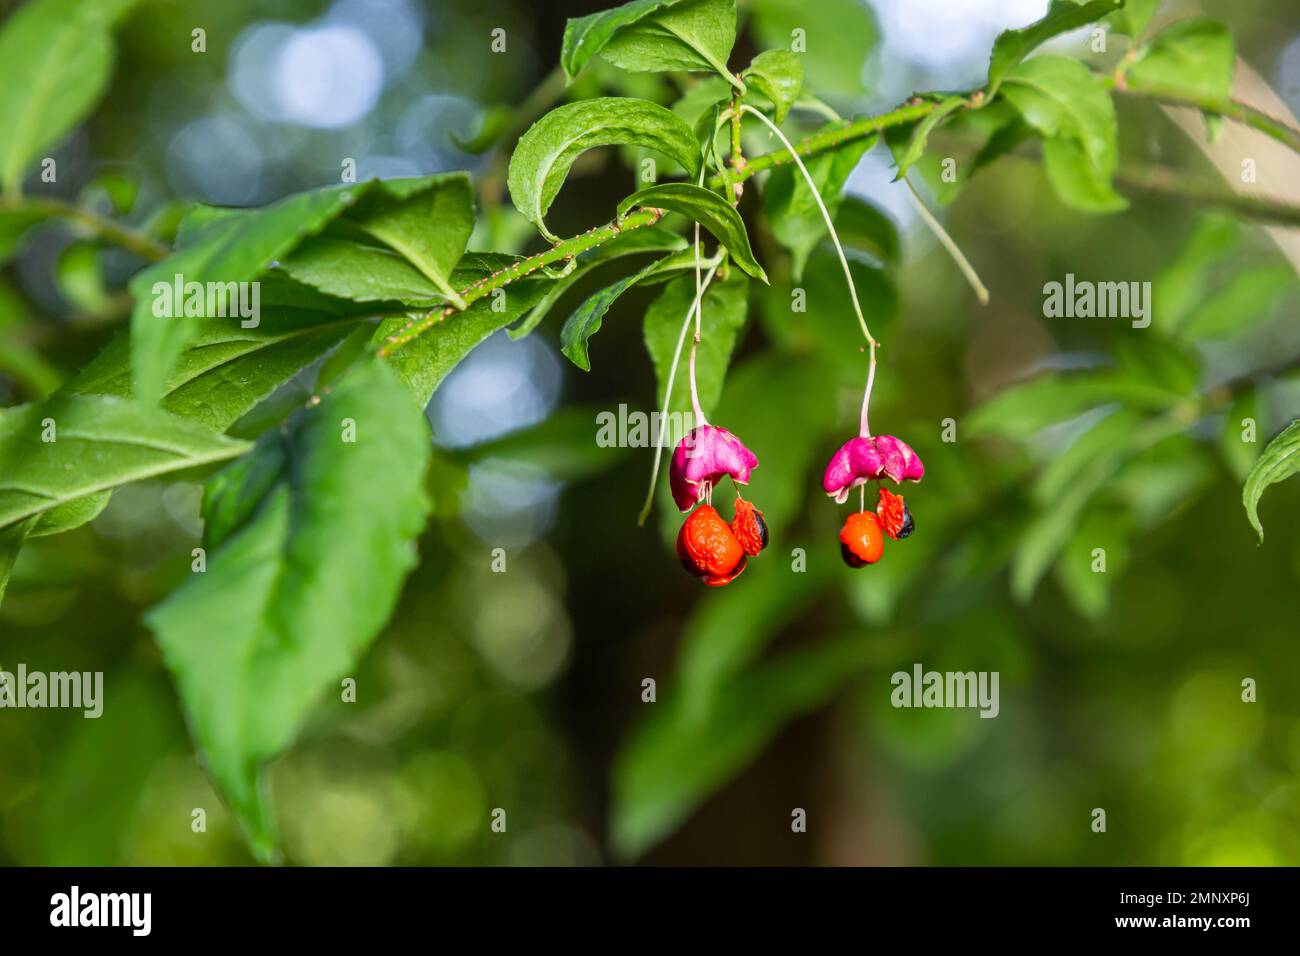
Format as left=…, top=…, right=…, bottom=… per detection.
left=706, top=100, right=938, bottom=190
left=1102, top=75, right=1300, bottom=155
left=1114, top=164, right=1300, bottom=227
left=0, top=195, right=169, bottom=262
left=385, top=79, right=1300, bottom=358
left=377, top=206, right=664, bottom=356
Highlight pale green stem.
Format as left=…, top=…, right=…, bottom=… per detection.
left=638, top=255, right=723, bottom=527
left=739, top=103, right=880, bottom=436
left=689, top=222, right=705, bottom=425
left=902, top=176, right=989, bottom=306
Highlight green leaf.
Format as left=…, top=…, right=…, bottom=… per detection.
left=1220, top=389, right=1258, bottom=483
left=508, top=224, right=688, bottom=340
left=986, top=0, right=1123, bottom=96
left=147, top=356, right=430, bottom=861
left=0, top=395, right=251, bottom=530
left=131, top=187, right=358, bottom=406
left=80, top=168, right=138, bottom=215
left=1242, top=418, right=1300, bottom=542
left=1001, top=55, right=1123, bottom=212
left=1127, top=18, right=1236, bottom=101
left=1055, top=509, right=1128, bottom=621
left=1109, top=0, right=1160, bottom=38
left=560, top=249, right=698, bottom=370
left=1040, top=135, right=1127, bottom=212
left=1113, top=335, right=1202, bottom=397
left=132, top=176, right=466, bottom=405
left=452, top=104, right=512, bottom=154
left=0, top=0, right=140, bottom=195
left=508, top=97, right=702, bottom=241
left=1114, top=439, right=1210, bottom=528
left=1012, top=412, right=1184, bottom=599
left=0, top=280, right=61, bottom=397
left=28, top=493, right=110, bottom=537
left=280, top=238, right=444, bottom=306
left=968, top=370, right=1183, bottom=441
left=562, top=0, right=686, bottom=80
left=749, top=0, right=879, bottom=97
left=611, top=634, right=867, bottom=858
left=886, top=101, right=1027, bottom=207
left=1153, top=214, right=1240, bottom=325
left=346, top=173, right=474, bottom=307
left=895, top=95, right=966, bottom=180
left=1177, top=264, right=1294, bottom=340
left=0, top=515, right=37, bottom=605
left=674, top=75, right=731, bottom=129
left=693, top=101, right=729, bottom=178
left=741, top=50, right=803, bottom=124
left=968, top=374, right=1107, bottom=439
left=617, top=182, right=767, bottom=281
left=584, top=0, right=739, bottom=85
left=68, top=307, right=358, bottom=433
left=1033, top=407, right=1145, bottom=506
left=373, top=279, right=551, bottom=406
left=763, top=122, right=875, bottom=278
left=643, top=270, right=748, bottom=419
left=55, top=242, right=113, bottom=315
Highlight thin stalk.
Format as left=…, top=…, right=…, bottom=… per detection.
left=689, top=219, right=706, bottom=425
left=688, top=340, right=705, bottom=425
left=2, top=196, right=169, bottom=262
left=859, top=352, right=877, bottom=439
left=740, top=105, right=875, bottom=346
left=638, top=254, right=723, bottom=526
left=902, top=177, right=990, bottom=306
left=740, top=104, right=881, bottom=436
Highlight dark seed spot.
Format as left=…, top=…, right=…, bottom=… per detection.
left=897, top=509, right=915, bottom=539
left=754, top=510, right=769, bottom=550
left=840, top=542, right=867, bottom=568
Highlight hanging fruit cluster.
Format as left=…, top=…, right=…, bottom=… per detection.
left=642, top=103, right=924, bottom=586
left=823, top=434, right=923, bottom=568
left=672, top=425, right=768, bottom=586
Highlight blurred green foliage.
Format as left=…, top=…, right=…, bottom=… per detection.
left=3, top=0, right=1300, bottom=867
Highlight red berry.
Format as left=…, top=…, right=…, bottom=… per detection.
left=677, top=504, right=747, bottom=585
left=839, top=511, right=884, bottom=567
